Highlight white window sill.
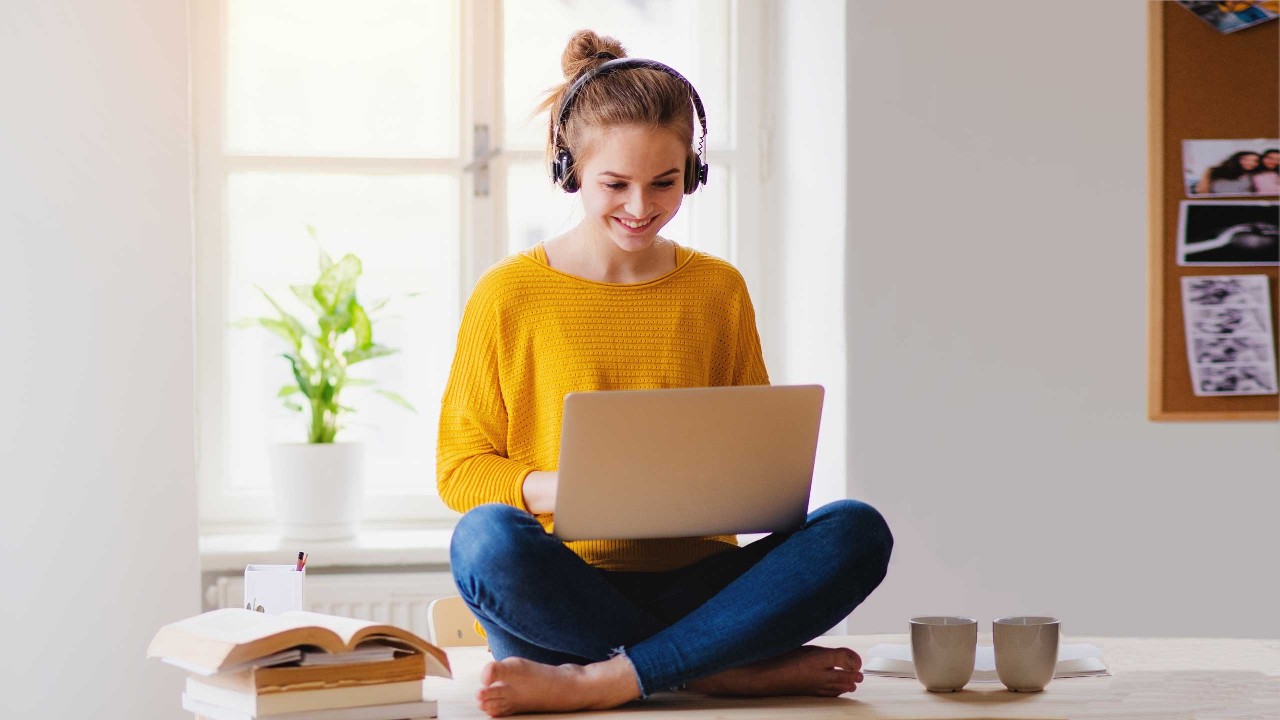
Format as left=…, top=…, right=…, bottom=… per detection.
left=200, top=523, right=771, bottom=575
left=199, top=522, right=457, bottom=574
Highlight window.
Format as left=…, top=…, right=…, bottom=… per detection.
left=195, top=0, right=766, bottom=528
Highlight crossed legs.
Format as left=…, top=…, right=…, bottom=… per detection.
left=450, top=500, right=893, bottom=716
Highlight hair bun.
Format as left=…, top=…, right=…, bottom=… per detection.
left=561, top=30, right=627, bottom=81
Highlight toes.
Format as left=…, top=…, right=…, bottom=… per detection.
left=828, top=668, right=860, bottom=693
left=477, top=684, right=513, bottom=719
left=485, top=657, right=531, bottom=685
left=822, top=677, right=858, bottom=696
left=481, top=655, right=527, bottom=681
left=479, top=697, right=513, bottom=718
left=820, top=648, right=859, bottom=671
left=478, top=681, right=507, bottom=695
left=835, top=648, right=862, bottom=672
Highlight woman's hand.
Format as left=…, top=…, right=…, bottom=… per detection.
left=1196, top=169, right=1211, bottom=194
left=522, top=471, right=558, bottom=515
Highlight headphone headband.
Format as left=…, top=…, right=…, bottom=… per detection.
left=557, top=58, right=707, bottom=141
left=551, top=57, right=709, bottom=194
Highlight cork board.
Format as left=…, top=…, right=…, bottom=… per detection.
left=1148, top=2, right=1279, bottom=421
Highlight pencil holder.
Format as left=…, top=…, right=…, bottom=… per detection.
left=243, top=564, right=306, bottom=616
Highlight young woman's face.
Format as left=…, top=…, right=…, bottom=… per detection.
left=1262, top=152, right=1280, bottom=170
left=575, top=125, right=687, bottom=253
left=1239, top=153, right=1260, bottom=171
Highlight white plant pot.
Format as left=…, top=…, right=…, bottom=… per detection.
left=269, top=442, right=365, bottom=541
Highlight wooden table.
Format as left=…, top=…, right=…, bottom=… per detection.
left=424, top=634, right=1280, bottom=719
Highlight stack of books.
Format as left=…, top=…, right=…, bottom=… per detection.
left=148, top=609, right=452, bottom=720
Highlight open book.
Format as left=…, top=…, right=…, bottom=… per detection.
left=147, top=609, right=451, bottom=680
left=863, top=643, right=1109, bottom=682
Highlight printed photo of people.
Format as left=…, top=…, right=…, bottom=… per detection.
left=1193, top=337, right=1273, bottom=364
left=1182, top=276, right=1271, bottom=305
left=1177, top=201, right=1279, bottom=266
left=1178, top=1, right=1279, bottom=34
left=1183, top=140, right=1280, bottom=197
left=1181, top=274, right=1277, bottom=397
left=1186, top=306, right=1271, bottom=335
left=1193, top=365, right=1276, bottom=395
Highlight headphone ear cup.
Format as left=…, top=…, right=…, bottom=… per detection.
left=553, top=149, right=579, bottom=193
left=552, top=149, right=578, bottom=193
left=684, top=153, right=707, bottom=194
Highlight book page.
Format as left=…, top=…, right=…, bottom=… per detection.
left=275, top=611, right=382, bottom=646
left=148, top=609, right=452, bottom=679
left=162, top=608, right=297, bottom=643
left=147, top=609, right=345, bottom=671
left=278, top=611, right=452, bottom=679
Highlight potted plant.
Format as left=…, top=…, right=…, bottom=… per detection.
left=235, top=233, right=415, bottom=540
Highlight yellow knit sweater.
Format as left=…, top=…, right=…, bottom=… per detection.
left=436, top=242, right=770, bottom=572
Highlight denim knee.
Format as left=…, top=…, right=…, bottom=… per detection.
left=450, top=503, right=538, bottom=594
left=814, top=499, right=894, bottom=575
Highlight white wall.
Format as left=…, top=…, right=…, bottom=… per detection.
left=844, top=0, right=1280, bottom=639
left=0, top=2, right=199, bottom=717
left=768, top=0, right=848, bottom=513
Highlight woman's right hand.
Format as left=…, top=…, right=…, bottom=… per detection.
left=522, top=471, right=558, bottom=515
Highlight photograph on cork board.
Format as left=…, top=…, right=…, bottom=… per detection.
left=1177, top=1, right=1279, bottom=34
left=1183, top=139, right=1280, bottom=197
left=1181, top=275, right=1278, bottom=397
left=1177, top=201, right=1280, bottom=266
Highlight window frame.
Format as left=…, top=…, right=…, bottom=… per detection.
left=194, top=0, right=770, bottom=530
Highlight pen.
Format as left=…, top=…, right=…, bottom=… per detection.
left=296, top=551, right=307, bottom=572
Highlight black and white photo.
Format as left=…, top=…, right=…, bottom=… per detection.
left=1192, top=365, right=1277, bottom=395
left=1192, top=337, right=1274, bottom=364
left=1177, top=201, right=1279, bottom=266
left=1186, top=306, right=1271, bottom=336
left=1181, top=275, right=1278, bottom=397
left=1182, top=276, right=1271, bottom=306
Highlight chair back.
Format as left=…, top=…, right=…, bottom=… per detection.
left=427, top=595, right=488, bottom=648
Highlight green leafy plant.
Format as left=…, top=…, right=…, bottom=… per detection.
left=234, top=230, right=416, bottom=443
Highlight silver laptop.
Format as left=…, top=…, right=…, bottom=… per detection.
left=552, top=384, right=824, bottom=541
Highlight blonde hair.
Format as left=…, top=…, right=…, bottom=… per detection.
left=535, top=30, right=696, bottom=175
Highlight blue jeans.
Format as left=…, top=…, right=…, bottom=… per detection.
left=449, top=500, right=893, bottom=697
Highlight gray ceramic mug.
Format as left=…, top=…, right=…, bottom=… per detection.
left=910, top=616, right=977, bottom=692
left=993, top=616, right=1060, bottom=692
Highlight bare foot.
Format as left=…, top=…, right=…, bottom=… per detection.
left=687, top=645, right=864, bottom=698
left=475, top=655, right=641, bottom=717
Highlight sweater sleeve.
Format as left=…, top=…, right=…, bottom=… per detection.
left=733, top=279, right=771, bottom=386
left=436, top=279, right=533, bottom=514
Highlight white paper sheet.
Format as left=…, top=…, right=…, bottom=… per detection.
left=863, top=643, right=1110, bottom=682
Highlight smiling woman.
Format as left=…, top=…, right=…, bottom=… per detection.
left=546, top=126, right=689, bottom=280
left=434, top=29, right=892, bottom=719
left=530, top=32, right=708, bottom=281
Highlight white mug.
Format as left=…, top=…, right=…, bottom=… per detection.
left=993, top=616, right=1060, bottom=692
left=910, top=616, right=977, bottom=692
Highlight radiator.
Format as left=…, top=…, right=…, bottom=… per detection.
left=208, top=571, right=459, bottom=640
